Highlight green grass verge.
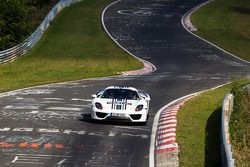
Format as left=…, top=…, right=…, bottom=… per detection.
left=191, top=0, right=250, bottom=61
left=177, top=79, right=250, bottom=167
left=0, top=0, right=143, bottom=93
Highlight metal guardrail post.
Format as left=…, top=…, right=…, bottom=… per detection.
left=221, top=93, right=235, bottom=167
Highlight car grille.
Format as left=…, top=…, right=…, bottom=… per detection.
left=96, top=112, right=107, bottom=118
left=116, top=105, right=122, bottom=110
left=130, top=114, right=142, bottom=120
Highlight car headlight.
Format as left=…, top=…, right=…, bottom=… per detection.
left=95, top=102, right=103, bottom=110
left=135, top=105, right=143, bottom=111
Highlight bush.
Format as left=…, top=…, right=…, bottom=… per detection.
left=0, top=0, right=30, bottom=50
left=0, top=0, right=57, bottom=50
left=230, top=82, right=250, bottom=166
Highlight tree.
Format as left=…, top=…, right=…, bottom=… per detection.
left=0, top=0, right=30, bottom=50
left=0, top=0, right=56, bottom=50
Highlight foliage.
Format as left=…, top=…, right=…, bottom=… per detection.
left=0, top=0, right=30, bottom=50
left=230, top=81, right=250, bottom=166
left=0, top=0, right=57, bottom=50
left=28, top=0, right=53, bottom=9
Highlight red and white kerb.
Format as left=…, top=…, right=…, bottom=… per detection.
left=156, top=102, right=184, bottom=154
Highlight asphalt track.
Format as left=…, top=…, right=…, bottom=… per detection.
left=0, top=0, right=249, bottom=166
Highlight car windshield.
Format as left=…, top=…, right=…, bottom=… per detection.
left=101, top=89, right=139, bottom=100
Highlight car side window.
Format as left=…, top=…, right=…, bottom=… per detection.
left=127, top=91, right=138, bottom=100
left=101, top=89, right=114, bottom=98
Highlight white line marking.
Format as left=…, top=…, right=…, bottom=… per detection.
left=158, top=128, right=176, bottom=134
left=43, top=98, right=64, bottom=100
left=0, top=127, right=11, bottom=131
left=11, top=156, right=18, bottom=163
left=158, top=137, right=176, bottom=144
left=159, top=116, right=176, bottom=121
left=157, top=143, right=178, bottom=150
left=161, top=112, right=177, bottom=115
left=108, top=131, right=117, bottom=137
left=20, top=156, right=50, bottom=159
left=30, top=111, right=39, bottom=114
left=12, top=162, right=44, bottom=165
left=162, top=109, right=178, bottom=113
left=158, top=119, right=177, bottom=125
left=46, top=107, right=82, bottom=111
left=72, top=98, right=92, bottom=102
left=11, top=156, right=48, bottom=165
left=37, top=129, right=60, bottom=133
left=12, top=154, right=72, bottom=158
left=158, top=133, right=176, bottom=139
left=4, top=105, right=39, bottom=110
left=158, top=124, right=177, bottom=129
left=57, top=159, right=67, bottom=166
left=13, top=128, right=33, bottom=132
left=114, top=126, right=150, bottom=132
left=63, top=130, right=86, bottom=135
left=121, top=133, right=148, bottom=138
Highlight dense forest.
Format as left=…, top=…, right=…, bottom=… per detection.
left=0, top=0, right=58, bottom=50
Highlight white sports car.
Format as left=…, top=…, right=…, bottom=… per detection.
left=91, top=86, right=150, bottom=124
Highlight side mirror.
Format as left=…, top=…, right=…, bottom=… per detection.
left=92, top=94, right=97, bottom=98
left=140, top=92, right=150, bottom=101
left=143, top=96, right=150, bottom=101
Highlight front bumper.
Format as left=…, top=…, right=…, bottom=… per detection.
left=91, top=110, right=147, bottom=122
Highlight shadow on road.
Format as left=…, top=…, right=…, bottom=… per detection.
left=79, top=113, right=146, bottom=126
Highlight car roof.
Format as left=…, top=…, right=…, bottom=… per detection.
left=105, top=86, right=138, bottom=92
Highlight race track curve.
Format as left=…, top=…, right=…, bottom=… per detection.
left=0, top=0, right=249, bottom=166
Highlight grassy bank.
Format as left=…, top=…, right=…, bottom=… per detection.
left=177, top=85, right=230, bottom=166
left=191, top=0, right=250, bottom=61
left=0, top=0, right=143, bottom=93
left=177, top=79, right=250, bottom=167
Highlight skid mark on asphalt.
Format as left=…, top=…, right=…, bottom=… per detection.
left=10, top=154, right=84, bottom=166
left=0, top=128, right=150, bottom=154
left=0, top=110, right=85, bottom=121
left=3, top=135, right=143, bottom=166
left=0, top=129, right=149, bottom=141
left=0, top=95, right=92, bottom=121
left=0, top=142, right=64, bottom=149
left=0, top=89, right=56, bottom=98
left=9, top=151, right=134, bottom=167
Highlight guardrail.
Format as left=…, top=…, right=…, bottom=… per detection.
left=221, top=93, right=235, bottom=167
left=0, top=0, right=81, bottom=64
